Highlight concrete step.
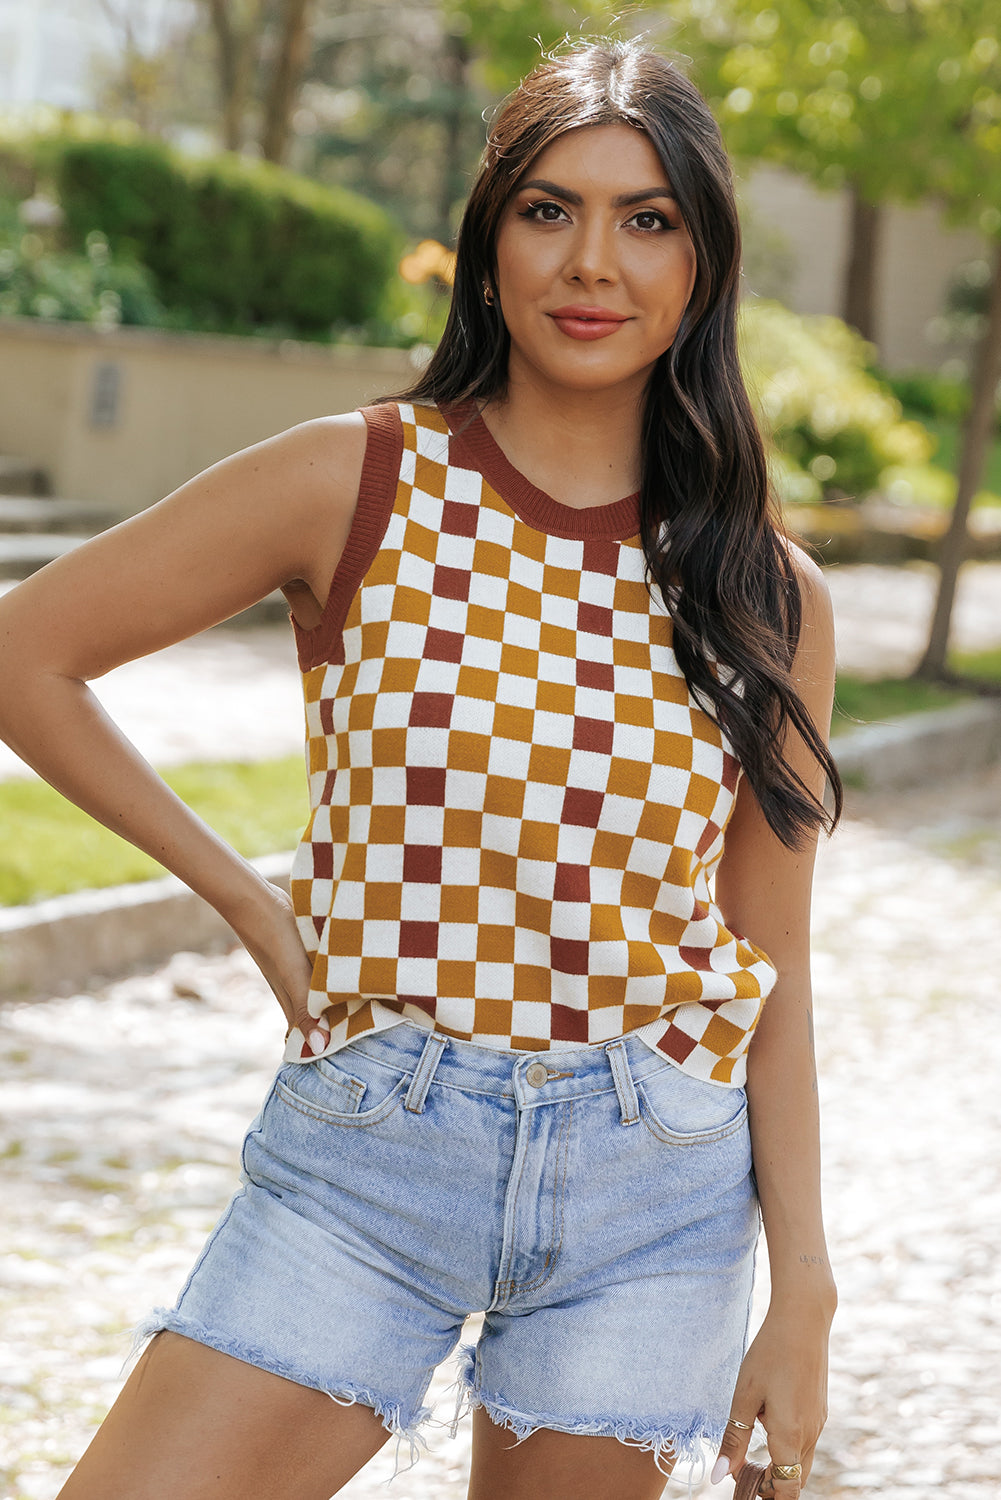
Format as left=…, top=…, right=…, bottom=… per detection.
left=0, top=456, right=49, bottom=497
left=0, top=495, right=120, bottom=534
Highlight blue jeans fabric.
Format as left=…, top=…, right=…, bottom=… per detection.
left=136, top=1023, right=758, bottom=1473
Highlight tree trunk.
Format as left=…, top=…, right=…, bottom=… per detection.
left=913, top=240, right=1001, bottom=680
left=205, top=0, right=258, bottom=152
left=260, top=0, right=314, bottom=165
left=842, top=180, right=882, bottom=343
left=437, top=28, right=470, bottom=245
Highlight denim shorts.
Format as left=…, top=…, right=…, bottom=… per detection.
left=137, top=1024, right=758, bottom=1474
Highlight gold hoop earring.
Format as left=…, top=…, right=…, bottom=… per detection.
left=483, top=283, right=494, bottom=307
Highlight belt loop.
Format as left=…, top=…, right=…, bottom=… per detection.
left=404, top=1031, right=447, bottom=1114
left=606, top=1039, right=640, bottom=1126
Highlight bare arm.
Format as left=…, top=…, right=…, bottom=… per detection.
left=711, top=548, right=838, bottom=1495
left=0, top=413, right=367, bottom=1040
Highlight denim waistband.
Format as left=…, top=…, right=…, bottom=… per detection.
left=336, top=1021, right=682, bottom=1121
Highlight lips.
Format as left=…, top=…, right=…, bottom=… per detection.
left=548, top=305, right=630, bottom=341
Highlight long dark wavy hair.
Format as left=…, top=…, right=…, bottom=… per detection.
left=389, top=39, right=842, bottom=850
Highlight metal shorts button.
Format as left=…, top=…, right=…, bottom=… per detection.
left=525, top=1062, right=549, bottom=1088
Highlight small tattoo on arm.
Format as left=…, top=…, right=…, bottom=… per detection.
left=799, top=1254, right=827, bottom=1267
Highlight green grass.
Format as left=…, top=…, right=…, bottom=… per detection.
left=832, top=645, right=1001, bottom=736
left=955, top=643, right=1001, bottom=678
left=0, top=756, right=307, bottom=906
left=831, top=674, right=967, bottom=734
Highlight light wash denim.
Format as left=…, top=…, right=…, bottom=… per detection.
left=136, top=1023, right=758, bottom=1474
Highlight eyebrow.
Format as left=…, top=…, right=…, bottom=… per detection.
left=515, top=178, right=678, bottom=208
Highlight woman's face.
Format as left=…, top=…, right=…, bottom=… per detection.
left=492, top=122, right=697, bottom=403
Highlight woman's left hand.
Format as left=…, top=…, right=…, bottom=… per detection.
left=711, top=1297, right=833, bottom=1496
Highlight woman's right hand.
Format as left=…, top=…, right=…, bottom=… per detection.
left=229, top=880, right=330, bottom=1057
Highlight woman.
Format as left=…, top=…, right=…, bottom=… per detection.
left=0, top=39, right=839, bottom=1500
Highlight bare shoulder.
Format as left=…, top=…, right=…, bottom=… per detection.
left=783, top=537, right=830, bottom=610
left=253, top=410, right=368, bottom=523
left=283, top=409, right=368, bottom=477
left=0, top=408, right=376, bottom=676
left=176, top=408, right=371, bottom=597
left=781, top=537, right=835, bottom=680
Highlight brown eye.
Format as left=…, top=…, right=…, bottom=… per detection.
left=629, top=210, right=671, bottom=232
left=520, top=200, right=568, bottom=223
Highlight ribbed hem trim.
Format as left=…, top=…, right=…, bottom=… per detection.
left=293, top=402, right=403, bottom=669
left=441, top=400, right=641, bottom=541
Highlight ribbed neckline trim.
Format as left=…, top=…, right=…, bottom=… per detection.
left=440, top=399, right=641, bottom=541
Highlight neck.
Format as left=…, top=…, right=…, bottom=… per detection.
left=479, top=365, right=648, bottom=509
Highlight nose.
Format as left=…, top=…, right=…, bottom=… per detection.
left=563, top=214, right=618, bottom=287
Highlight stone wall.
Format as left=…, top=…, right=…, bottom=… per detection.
left=0, top=317, right=416, bottom=511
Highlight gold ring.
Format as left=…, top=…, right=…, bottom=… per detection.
left=726, top=1417, right=754, bottom=1430
left=771, top=1464, right=803, bottom=1481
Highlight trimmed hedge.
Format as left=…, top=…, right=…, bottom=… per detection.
left=739, top=300, right=935, bottom=504
left=881, top=369, right=973, bottom=423
left=46, top=133, right=400, bottom=337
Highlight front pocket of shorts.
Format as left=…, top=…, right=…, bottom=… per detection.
left=276, top=1054, right=407, bottom=1127
left=637, top=1066, right=747, bottom=1145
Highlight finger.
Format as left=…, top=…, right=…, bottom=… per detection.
left=764, top=1459, right=804, bottom=1500
left=281, top=1000, right=329, bottom=1059
left=710, top=1414, right=756, bottom=1484
left=288, top=1019, right=330, bottom=1059
left=260, top=959, right=322, bottom=1055
left=759, top=1407, right=810, bottom=1498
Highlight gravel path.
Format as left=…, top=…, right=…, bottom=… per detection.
left=2, top=769, right=1000, bottom=1498
left=824, top=558, right=1001, bottom=678
left=0, top=625, right=305, bottom=782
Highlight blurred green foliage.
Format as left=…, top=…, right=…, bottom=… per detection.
left=872, top=367, right=1001, bottom=506
left=52, top=131, right=400, bottom=338
left=671, top=0, right=1001, bottom=236
left=442, top=0, right=587, bottom=90
left=0, top=118, right=404, bottom=340
left=879, top=369, right=971, bottom=422
left=0, top=184, right=164, bottom=325
left=740, top=299, right=934, bottom=503
left=833, top=641, right=1001, bottom=735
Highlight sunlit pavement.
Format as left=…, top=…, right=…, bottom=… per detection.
left=1, top=764, right=1000, bottom=1497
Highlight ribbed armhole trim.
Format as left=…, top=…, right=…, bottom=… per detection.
left=293, top=403, right=403, bottom=669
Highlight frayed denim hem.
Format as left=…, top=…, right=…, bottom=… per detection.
left=127, top=1308, right=432, bottom=1477
left=451, top=1344, right=713, bottom=1489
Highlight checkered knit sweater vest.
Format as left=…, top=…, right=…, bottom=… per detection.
left=285, top=401, right=776, bottom=1084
